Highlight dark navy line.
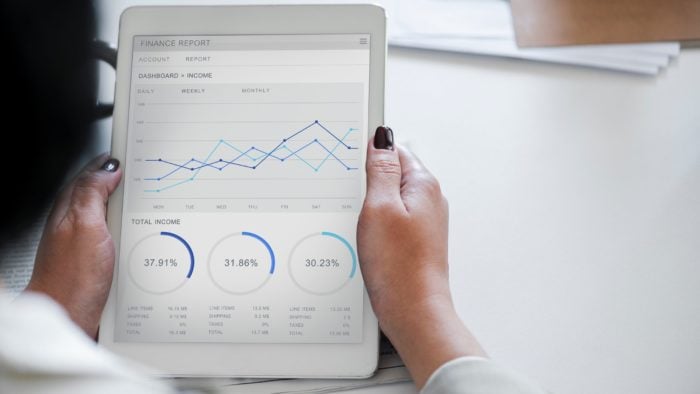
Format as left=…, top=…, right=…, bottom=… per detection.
left=160, top=231, right=195, bottom=278
left=316, top=121, right=351, bottom=148
left=146, top=121, right=359, bottom=188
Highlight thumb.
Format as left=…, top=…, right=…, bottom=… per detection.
left=365, top=126, right=402, bottom=207
left=50, top=155, right=122, bottom=226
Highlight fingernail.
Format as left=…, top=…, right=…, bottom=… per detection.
left=101, top=158, right=120, bottom=172
left=374, top=126, right=394, bottom=150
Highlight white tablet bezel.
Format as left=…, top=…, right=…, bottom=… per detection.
left=100, top=4, right=385, bottom=378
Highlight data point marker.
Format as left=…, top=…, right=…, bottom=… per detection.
left=144, top=120, right=360, bottom=188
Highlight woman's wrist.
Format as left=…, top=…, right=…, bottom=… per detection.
left=376, top=290, right=487, bottom=389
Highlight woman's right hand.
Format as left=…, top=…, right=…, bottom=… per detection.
left=358, top=126, right=486, bottom=389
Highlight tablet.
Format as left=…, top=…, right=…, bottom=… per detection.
left=100, top=5, right=385, bottom=378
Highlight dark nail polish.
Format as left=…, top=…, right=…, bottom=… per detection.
left=374, top=126, right=394, bottom=150
left=102, top=158, right=120, bottom=172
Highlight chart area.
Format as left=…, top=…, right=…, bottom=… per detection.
left=116, top=215, right=361, bottom=343
left=129, top=83, right=363, bottom=212
left=115, top=34, right=369, bottom=343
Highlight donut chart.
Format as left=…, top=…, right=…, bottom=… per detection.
left=288, top=231, right=357, bottom=295
left=127, top=231, right=195, bottom=295
left=126, top=230, right=357, bottom=297
left=207, top=231, right=276, bottom=295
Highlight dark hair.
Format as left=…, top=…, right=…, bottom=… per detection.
left=1, top=1, right=96, bottom=245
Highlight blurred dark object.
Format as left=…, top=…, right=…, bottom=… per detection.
left=92, top=40, right=117, bottom=119
left=0, top=1, right=96, bottom=246
left=511, top=0, right=700, bottom=47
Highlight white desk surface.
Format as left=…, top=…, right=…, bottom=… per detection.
left=96, top=2, right=700, bottom=394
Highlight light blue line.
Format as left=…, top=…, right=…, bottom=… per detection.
left=316, top=128, right=357, bottom=170
left=221, top=140, right=259, bottom=161
left=321, top=231, right=357, bottom=278
left=149, top=158, right=196, bottom=180
left=316, top=141, right=354, bottom=169
left=194, top=141, right=223, bottom=178
left=156, top=140, right=223, bottom=192
left=146, top=177, right=192, bottom=192
left=279, top=146, right=317, bottom=171
left=144, top=121, right=360, bottom=192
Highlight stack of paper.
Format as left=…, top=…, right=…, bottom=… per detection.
left=382, top=0, right=680, bottom=75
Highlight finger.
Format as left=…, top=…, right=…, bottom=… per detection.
left=49, top=154, right=122, bottom=227
left=365, top=126, right=403, bottom=208
left=47, top=153, right=110, bottom=227
left=397, top=145, right=428, bottom=181
left=70, top=156, right=122, bottom=218
left=397, top=146, right=443, bottom=207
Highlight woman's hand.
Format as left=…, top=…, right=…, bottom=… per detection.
left=358, top=127, right=486, bottom=389
left=26, top=154, right=122, bottom=339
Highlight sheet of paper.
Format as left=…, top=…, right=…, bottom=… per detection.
left=383, top=0, right=682, bottom=75
left=382, top=0, right=513, bottom=39
left=391, top=36, right=670, bottom=75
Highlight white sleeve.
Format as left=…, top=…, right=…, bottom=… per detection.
left=0, top=292, right=174, bottom=394
left=420, top=357, right=547, bottom=394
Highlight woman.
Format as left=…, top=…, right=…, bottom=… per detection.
left=0, top=1, right=544, bottom=393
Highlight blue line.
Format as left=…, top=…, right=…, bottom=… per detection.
left=145, top=121, right=359, bottom=192
left=191, top=159, right=226, bottom=171
left=242, top=231, right=275, bottom=274
left=284, top=121, right=318, bottom=141
left=219, top=148, right=257, bottom=171
left=252, top=140, right=285, bottom=167
left=147, top=159, right=195, bottom=180
left=160, top=231, right=195, bottom=278
left=316, top=122, right=351, bottom=148
left=283, top=139, right=318, bottom=158
left=279, top=146, right=317, bottom=171
left=250, top=121, right=321, bottom=168
left=251, top=147, right=284, bottom=161
left=316, top=141, right=354, bottom=169
left=221, top=140, right=259, bottom=161
left=321, top=231, right=357, bottom=278
left=221, top=161, right=255, bottom=169
left=195, top=140, right=223, bottom=177
left=316, top=128, right=356, bottom=170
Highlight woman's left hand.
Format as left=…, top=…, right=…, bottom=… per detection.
left=26, top=154, right=122, bottom=339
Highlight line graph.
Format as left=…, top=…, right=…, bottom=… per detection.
left=126, top=82, right=365, bottom=211
left=143, top=121, right=358, bottom=193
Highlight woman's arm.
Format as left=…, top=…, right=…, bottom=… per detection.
left=25, top=154, right=122, bottom=339
left=358, top=126, right=486, bottom=389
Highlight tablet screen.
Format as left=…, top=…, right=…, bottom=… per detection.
left=116, top=34, right=369, bottom=343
